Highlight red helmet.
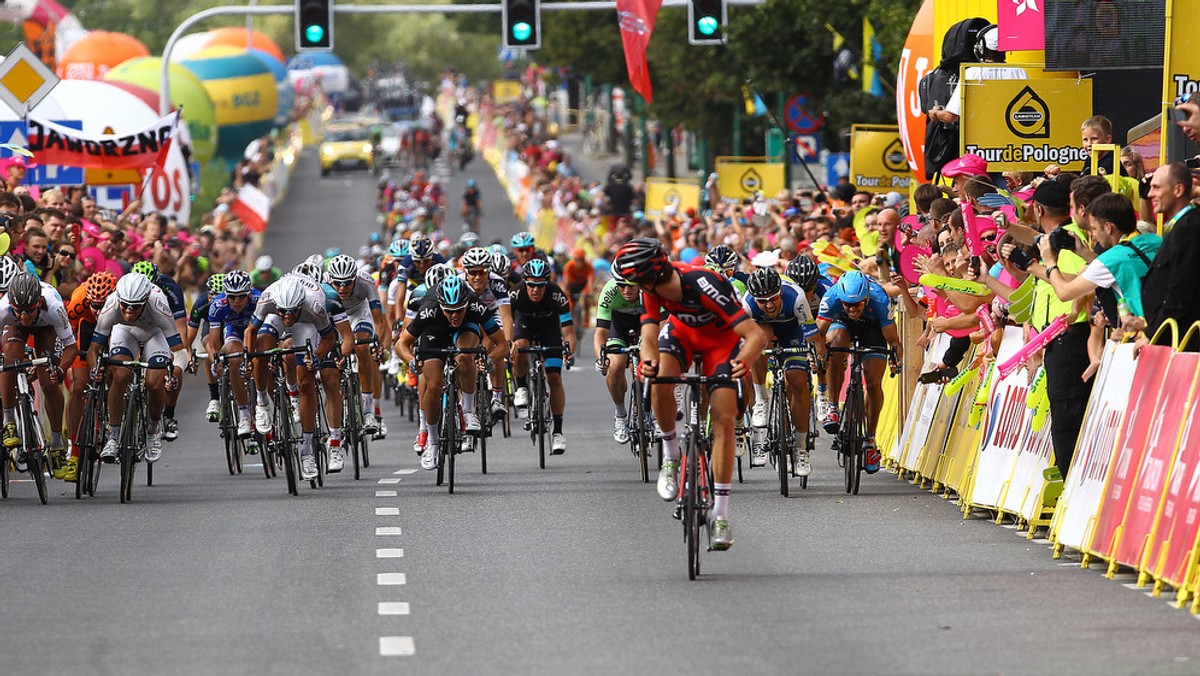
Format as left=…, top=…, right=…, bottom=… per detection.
left=85, top=271, right=117, bottom=305
left=613, top=237, right=672, bottom=286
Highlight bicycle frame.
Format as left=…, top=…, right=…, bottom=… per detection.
left=419, top=345, right=485, bottom=494
left=1, top=352, right=50, bottom=504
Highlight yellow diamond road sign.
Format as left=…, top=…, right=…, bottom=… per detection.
left=0, top=44, right=58, bottom=115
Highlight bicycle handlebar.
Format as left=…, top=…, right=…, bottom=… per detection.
left=99, top=357, right=171, bottom=370
left=0, top=356, right=49, bottom=373
left=418, top=346, right=486, bottom=358
left=245, top=345, right=314, bottom=360
left=762, top=347, right=807, bottom=357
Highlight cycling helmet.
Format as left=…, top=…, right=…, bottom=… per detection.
left=461, top=246, right=491, bottom=270
left=224, top=270, right=252, bottom=296
left=523, top=258, right=551, bottom=280
left=489, top=243, right=508, bottom=256
left=437, top=275, right=470, bottom=310
left=369, top=232, right=382, bottom=245
left=747, top=267, right=782, bottom=300
left=410, top=235, right=435, bottom=260
left=786, top=256, right=820, bottom=291
left=387, top=239, right=410, bottom=259
left=327, top=254, right=359, bottom=283
left=613, top=237, right=672, bottom=286
left=207, top=273, right=225, bottom=295
left=552, top=242, right=568, bottom=256
left=974, top=24, right=1004, bottom=62
left=87, top=271, right=118, bottom=305
left=274, top=277, right=307, bottom=312
left=132, top=260, right=159, bottom=283
left=322, top=247, right=342, bottom=260
left=116, top=272, right=154, bottom=306
left=7, top=272, right=41, bottom=310
left=467, top=179, right=477, bottom=188
left=304, top=253, right=324, bottom=267
left=611, top=264, right=636, bottom=287
left=423, top=263, right=454, bottom=290
left=510, top=231, right=535, bottom=249
left=288, top=263, right=317, bottom=285
left=837, top=270, right=871, bottom=304
left=489, top=251, right=510, bottom=278
left=0, top=257, right=19, bottom=293
left=459, top=231, right=480, bottom=248
left=704, top=245, right=739, bottom=274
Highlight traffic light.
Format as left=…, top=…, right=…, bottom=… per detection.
left=688, top=0, right=726, bottom=45
left=502, top=0, right=541, bottom=50
left=296, top=0, right=333, bottom=51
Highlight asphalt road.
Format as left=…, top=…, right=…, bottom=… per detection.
left=2, top=143, right=1199, bottom=676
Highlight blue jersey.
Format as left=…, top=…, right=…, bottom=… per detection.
left=156, top=274, right=187, bottom=320
left=207, top=289, right=262, bottom=332
left=741, top=283, right=818, bottom=340
left=188, top=290, right=211, bottom=329
left=396, top=253, right=448, bottom=286
left=817, top=278, right=894, bottom=327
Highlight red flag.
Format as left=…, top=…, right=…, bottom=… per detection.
left=616, top=0, right=662, bottom=103
left=230, top=184, right=271, bottom=233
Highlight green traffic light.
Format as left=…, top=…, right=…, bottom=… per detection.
left=511, top=21, right=532, bottom=42
left=697, top=15, right=719, bottom=36
left=304, top=24, right=326, bottom=44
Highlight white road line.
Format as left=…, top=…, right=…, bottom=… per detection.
left=378, top=478, right=401, bottom=485
left=376, top=507, right=400, bottom=516
left=376, top=527, right=403, bottom=536
left=380, top=636, right=415, bottom=656
left=377, top=548, right=404, bottom=558
left=377, top=573, right=407, bottom=585
left=378, top=602, right=410, bottom=616
left=1122, top=582, right=1144, bottom=590
left=393, top=469, right=418, bottom=475
left=376, top=490, right=397, bottom=497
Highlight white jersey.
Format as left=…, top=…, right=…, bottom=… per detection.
left=0, top=286, right=75, bottom=344
left=93, top=284, right=180, bottom=346
left=458, top=271, right=510, bottom=311
left=326, top=269, right=381, bottom=315
left=254, top=277, right=337, bottom=332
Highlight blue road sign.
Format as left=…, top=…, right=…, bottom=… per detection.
left=785, top=95, right=821, bottom=135
left=792, top=134, right=821, bottom=164
left=0, top=120, right=85, bottom=186
left=826, top=152, right=851, bottom=187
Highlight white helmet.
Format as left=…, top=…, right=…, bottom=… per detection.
left=291, top=262, right=323, bottom=284
left=274, top=277, right=307, bottom=312
left=423, top=263, right=454, bottom=290
left=255, top=255, right=273, bottom=272
left=116, top=272, right=153, bottom=305
left=0, top=256, right=19, bottom=292
left=327, top=254, right=358, bottom=283
left=460, top=246, right=491, bottom=270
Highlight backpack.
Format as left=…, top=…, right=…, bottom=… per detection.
left=918, top=18, right=990, bottom=180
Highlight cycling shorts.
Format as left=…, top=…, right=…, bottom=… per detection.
left=826, top=320, right=888, bottom=361
left=514, top=315, right=563, bottom=372
left=566, top=281, right=587, bottom=297
left=416, top=322, right=482, bottom=358
left=346, top=304, right=375, bottom=336
left=258, top=316, right=329, bottom=368
left=107, top=324, right=171, bottom=366
left=657, top=317, right=740, bottom=390
left=770, top=324, right=810, bottom=372
left=3, top=325, right=61, bottom=360
left=223, top=323, right=250, bottom=345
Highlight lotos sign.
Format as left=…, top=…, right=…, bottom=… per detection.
left=960, top=73, right=1092, bottom=171
left=849, top=124, right=912, bottom=193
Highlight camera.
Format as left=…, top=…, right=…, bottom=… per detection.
left=1005, top=246, right=1034, bottom=271
left=1049, top=227, right=1076, bottom=252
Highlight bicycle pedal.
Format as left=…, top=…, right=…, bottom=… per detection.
left=672, top=505, right=683, bottom=520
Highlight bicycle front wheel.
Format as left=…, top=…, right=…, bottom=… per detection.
left=685, top=445, right=701, bottom=581
left=631, top=382, right=649, bottom=484
left=773, top=387, right=790, bottom=498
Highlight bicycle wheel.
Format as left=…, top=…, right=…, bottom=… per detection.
left=0, top=445, right=8, bottom=499
left=360, top=429, right=370, bottom=469
left=477, top=383, right=489, bottom=475
left=842, top=385, right=862, bottom=495
left=276, top=389, right=298, bottom=496
left=435, top=389, right=449, bottom=487
left=535, top=369, right=547, bottom=470
left=849, top=386, right=864, bottom=496
left=118, top=408, right=136, bottom=504
left=685, top=442, right=700, bottom=580
left=631, top=382, right=649, bottom=483
left=444, top=402, right=458, bottom=495
left=350, top=414, right=361, bottom=481
left=773, top=386, right=790, bottom=498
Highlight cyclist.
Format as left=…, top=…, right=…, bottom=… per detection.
left=786, top=255, right=836, bottom=420
left=459, top=247, right=513, bottom=421
left=816, top=270, right=903, bottom=474
left=702, top=248, right=752, bottom=456
left=396, top=275, right=508, bottom=470
left=249, top=276, right=353, bottom=479
left=462, top=179, right=482, bottom=231
left=402, top=262, right=455, bottom=456
left=381, top=239, right=409, bottom=328
left=324, top=254, right=389, bottom=438
left=63, top=271, right=116, bottom=481
left=562, top=247, right=594, bottom=326
left=705, top=245, right=749, bottom=285
left=614, top=238, right=766, bottom=551
left=742, top=267, right=822, bottom=476
left=508, top=231, right=539, bottom=285
left=392, top=235, right=446, bottom=325
left=90, top=273, right=185, bottom=463
left=132, top=260, right=188, bottom=442
left=592, top=268, right=645, bottom=444
left=205, top=270, right=260, bottom=439
left=188, top=273, right=225, bottom=422
left=0, top=273, right=78, bottom=474
left=509, top=258, right=576, bottom=455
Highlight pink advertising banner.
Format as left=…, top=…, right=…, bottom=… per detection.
left=997, top=0, right=1045, bottom=51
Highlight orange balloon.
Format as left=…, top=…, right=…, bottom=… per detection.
left=56, top=31, right=150, bottom=80
left=203, top=27, right=285, bottom=65
left=895, top=0, right=935, bottom=183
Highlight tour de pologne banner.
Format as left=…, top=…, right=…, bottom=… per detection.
left=25, top=111, right=179, bottom=172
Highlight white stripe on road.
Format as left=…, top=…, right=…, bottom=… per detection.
left=376, top=507, right=400, bottom=516
left=377, top=573, right=407, bottom=585
left=393, top=469, right=418, bottom=475
left=376, top=527, right=402, bottom=536
left=379, top=636, right=415, bottom=656
left=378, top=602, right=410, bottom=615
left=376, top=548, right=404, bottom=558
left=378, top=478, right=401, bottom=484
left=376, top=490, right=397, bottom=497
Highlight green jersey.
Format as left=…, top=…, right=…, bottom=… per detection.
left=596, top=278, right=644, bottom=329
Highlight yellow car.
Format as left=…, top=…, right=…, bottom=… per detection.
left=319, top=124, right=374, bottom=176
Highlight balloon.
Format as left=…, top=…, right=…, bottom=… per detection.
left=56, top=30, right=149, bottom=80
left=167, top=32, right=214, bottom=63
left=679, top=247, right=699, bottom=263
left=182, top=47, right=278, bottom=166
left=203, top=27, right=285, bottom=64
left=896, top=0, right=935, bottom=183
left=105, top=56, right=218, bottom=165
left=247, top=49, right=295, bottom=128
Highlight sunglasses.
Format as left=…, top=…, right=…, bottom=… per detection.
left=280, top=307, right=301, bottom=316
left=13, top=306, right=38, bottom=316
left=525, top=281, right=548, bottom=288
left=442, top=306, right=467, bottom=314
left=843, top=299, right=868, bottom=309
left=57, top=251, right=76, bottom=259
left=88, top=302, right=104, bottom=313
left=515, top=247, right=534, bottom=254
left=754, top=293, right=781, bottom=304
left=465, top=268, right=488, bottom=277
left=120, top=302, right=145, bottom=311
left=331, top=279, right=355, bottom=288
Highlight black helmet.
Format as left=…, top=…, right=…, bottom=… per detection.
left=613, top=238, right=671, bottom=286
left=747, top=267, right=782, bottom=300
left=786, top=256, right=820, bottom=291
left=7, top=272, right=41, bottom=310
left=704, top=245, right=739, bottom=275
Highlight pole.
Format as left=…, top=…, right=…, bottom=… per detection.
left=778, top=92, right=790, bottom=190
left=666, top=125, right=676, bottom=178
left=638, top=97, right=650, bottom=179
left=732, top=103, right=742, bottom=157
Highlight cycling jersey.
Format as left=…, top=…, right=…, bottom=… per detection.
left=0, top=285, right=75, bottom=345
left=405, top=292, right=501, bottom=355
left=641, top=262, right=748, bottom=332
left=323, top=269, right=382, bottom=315
left=509, top=283, right=572, bottom=327
left=187, top=290, right=212, bottom=330
left=817, top=278, right=894, bottom=328
left=804, top=277, right=836, bottom=316
left=251, top=279, right=340, bottom=335
left=155, top=274, right=187, bottom=321
left=562, top=259, right=593, bottom=291
left=395, top=253, right=448, bottom=286
left=742, top=282, right=816, bottom=370
left=92, top=285, right=182, bottom=364
left=595, top=278, right=643, bottom=344
left=459, top=271, right=509, bottom=311
left=207, top=289, right=262, bottom=342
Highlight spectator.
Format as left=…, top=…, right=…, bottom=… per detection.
left=21, top=226, right=50, bottom=279
left=1141, top=162, right=1200, bottom=346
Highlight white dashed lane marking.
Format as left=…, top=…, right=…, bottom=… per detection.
left=378, top=478, right=401, bottom=485
left=377, top=548, right=404, bottom=558
left=376, top=490, right=397, bottom=497
left=393, top=469, right=418, bottom=475
left=377, top=573, right=407, bottom=585
left=379, top=602, right=410, bottom=615
left=380, top=636, right=415, bottom=656
left=376, top=527, right=403, bottom=536
left=376, top=507, right=400, bottom=516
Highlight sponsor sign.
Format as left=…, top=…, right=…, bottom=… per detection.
left=960, top=74, right=1093, bottom=171
left=25, top=111, right=178, bottom=171
left=1147, top=368, right=1200, bottom=591
left=970, top=327, right=1028, bottom=510
left=714, top=157, right=784, bottom=201
left=493, top=80, right=521, bottom=105
left=0, top=120, right=84, bottom=186
left=849, top=124, right=912, bottom=193
left=643, top=177, right=700, bottom=219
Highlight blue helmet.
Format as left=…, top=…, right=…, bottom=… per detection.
left=410, top=235, right=435, bottom=260
left=838, top=270, right=871, bottom=304
left=467, top=179, right=477, bottom=188
left=388, top=239, right=410, bottom=259
left=510, top=231, right=535, bottom=249
left=523, top=258, right=550, bottom=280
left=438, top=275, right=469, bottom=310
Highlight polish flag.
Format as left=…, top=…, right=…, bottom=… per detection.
left=230, top=184, right=270, bottom=233
left=616, top=0, right=662, bottom=103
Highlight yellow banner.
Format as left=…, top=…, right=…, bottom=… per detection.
left=493, top=80, right=521, bottom=105
left=1163, top=0, right=1200, bottom=160
left=644, top=178, right=701, bottom=219
left=960, top=75, right=1093, bottom=172
left=714, top=157, right=784, bottom=201
left=849, top=124, right=913, bottom=193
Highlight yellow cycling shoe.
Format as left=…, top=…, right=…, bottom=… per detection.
left=60, top=456, right=78, bottom=483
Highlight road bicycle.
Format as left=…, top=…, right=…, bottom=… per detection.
left=74, top=364, right=108, bottom=499
left=248, top=345, right=314, bottom=496
left=602, top=343, right=660, bottom=483
left=518, top=345, right=558, bottom=469
left=828, top=344, right=894, bottom=495
left=102, top=357, right=171, bottom=504
left=420, top=345, right=486, bottom=494
left=1, top=351, right=52, bottom=504
left=762, top=346, right=811, bottom=497
left=472, top=357, right=496, bottom=475
left=651, top=371, right=740, bottom=580
left=341, top=338, right=379, bottom=481
left=213, top=352, right=248, bottom=476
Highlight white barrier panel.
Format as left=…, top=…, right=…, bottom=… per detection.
left=899, top=333, right=951, bottom=471
left=968, top=327, right=1027, bottom=509
left=1001, top=370, right=1055, bottom=521
left=1050, top=342, right=1137, bottom=554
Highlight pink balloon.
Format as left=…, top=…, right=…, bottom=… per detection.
left=898, top=245, right=932, bottom=286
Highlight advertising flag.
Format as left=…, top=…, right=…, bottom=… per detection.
left=615, top=0, right=662, bottom=103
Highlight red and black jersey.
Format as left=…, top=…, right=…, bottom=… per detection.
left=641, top=262, right=749, bottom=331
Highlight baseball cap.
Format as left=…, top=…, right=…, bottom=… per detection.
left=1031, top=180, right=1070, bottom=210
left=941, top=153, right=988, bottom=178
left=883, top=191, right=904, bottom=208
